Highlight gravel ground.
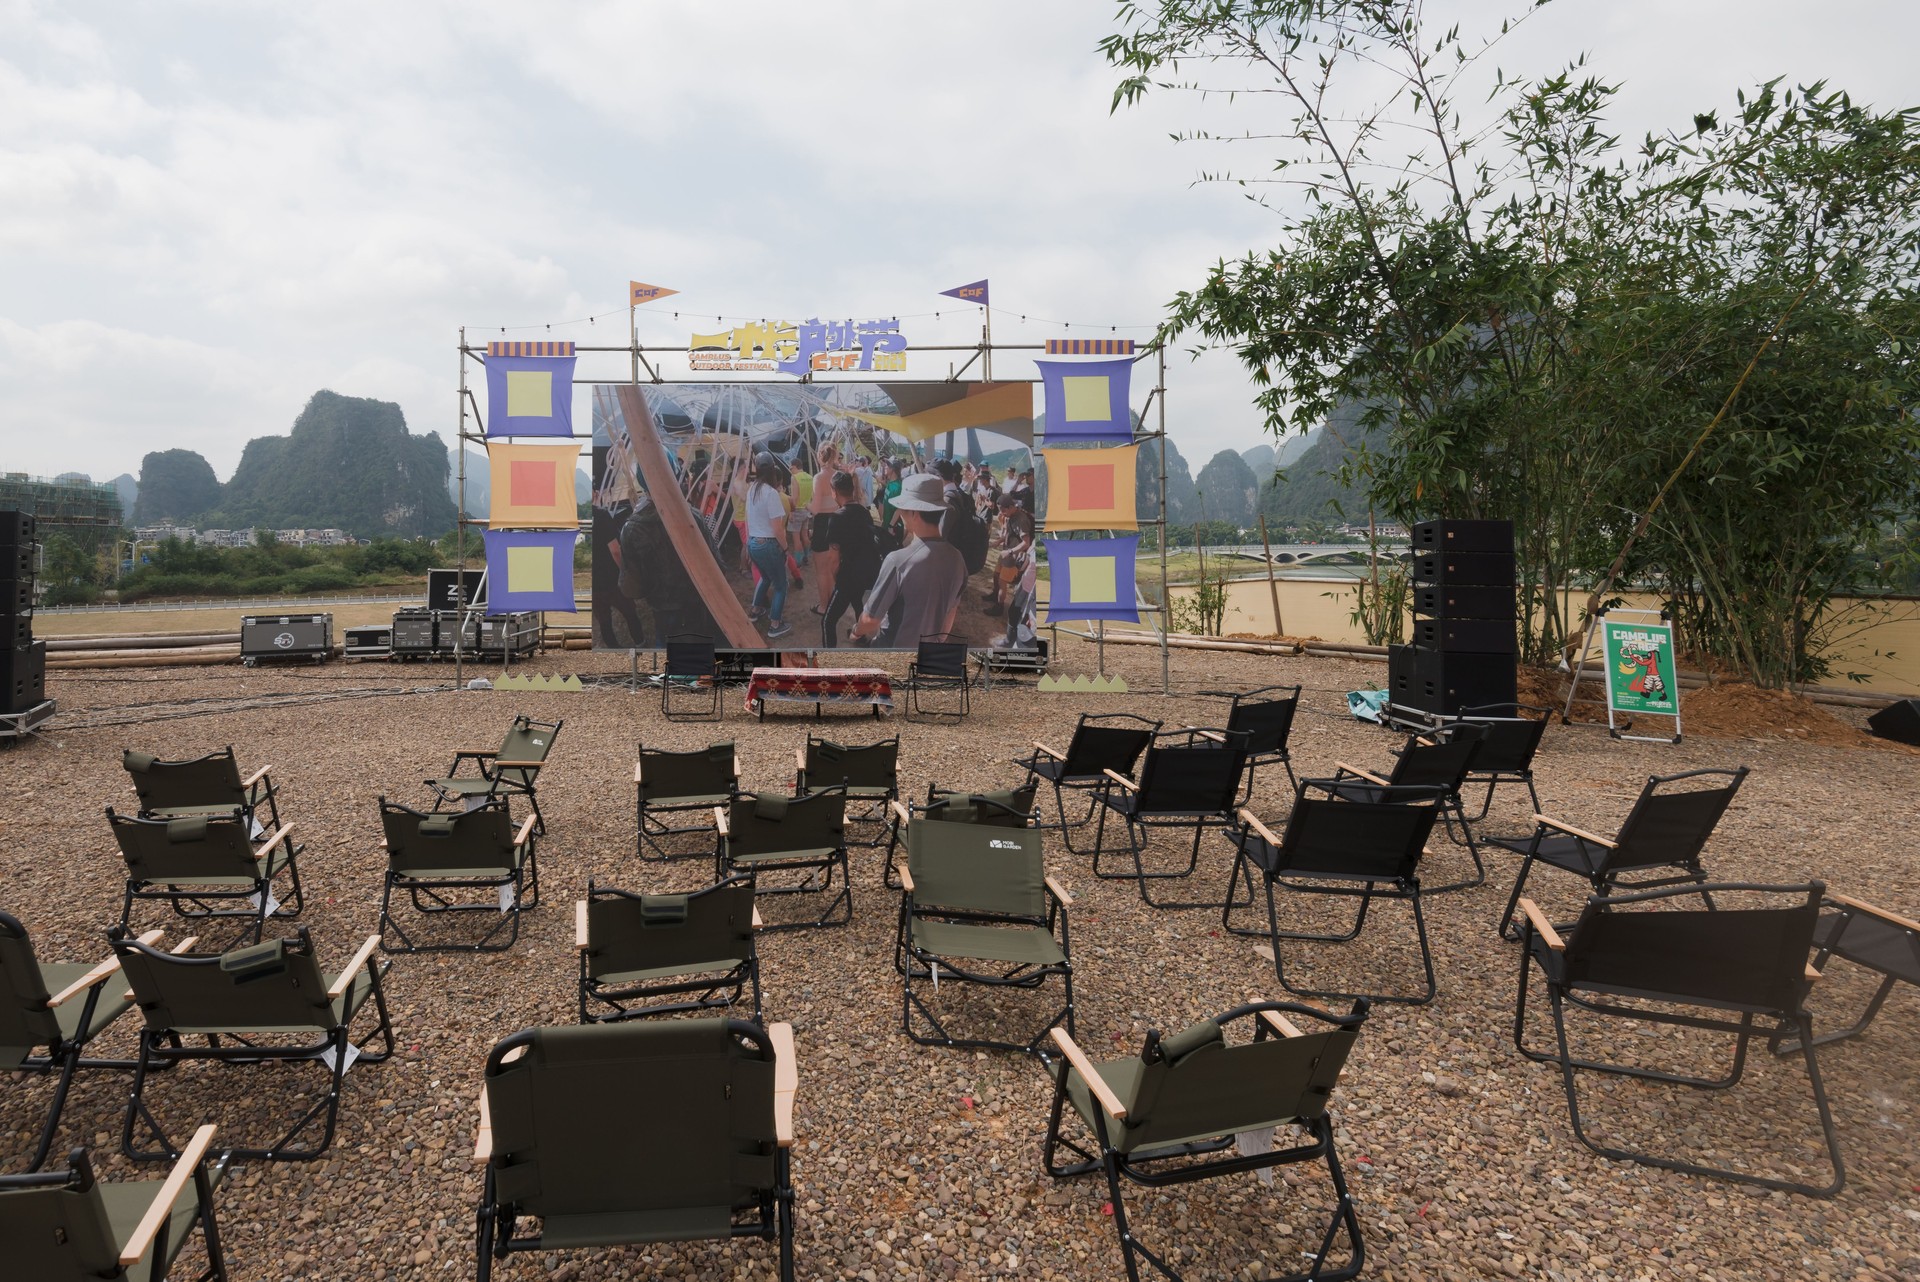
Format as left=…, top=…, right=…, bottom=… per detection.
left=2, top=636, right=1917, bottom=1282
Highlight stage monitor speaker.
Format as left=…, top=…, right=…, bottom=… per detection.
left=1412, top=551, right=1516, bottom=587
left=1411, top=584, right=1516, bottom=620
left=1412, top=617, right=1517, bottom=654
left=0, top=511, right=35, bottom=548
left=3, top=641, right=46, bottom=712
left=1411, top=519, right=1513, bottom=554
left=1866, top=698, right=1920, bottom=747
left=1388, top=644, right=1517, bottom=715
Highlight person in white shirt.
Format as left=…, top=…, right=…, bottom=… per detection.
left=744, top=455, right=794, bottom=639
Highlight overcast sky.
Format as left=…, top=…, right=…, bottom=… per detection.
left=3, top=0, right=1915, bottom=486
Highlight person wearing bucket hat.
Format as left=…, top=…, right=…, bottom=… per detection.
left=850, top=471, right=968, bottom=648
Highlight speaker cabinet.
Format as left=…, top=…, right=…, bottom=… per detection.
left=0, top=544, right=31, bottom=584
left=0, top=614, right=29, bottom=648
left=3, top=641, right=45, bottom=712
left=1388, top=644, right=1517, bottom=715
left=0, top=581, right=31, bottom=616
left=1411, top=519, right=1513, bottom=554
left=1866, top=698, right=1920, bottom=747
left=0, top=511, right=35, bottom=547
left=1411, top=584, right=1516, bottom=620
left=1412, top=551, right=1516, bottom=587
left=1412, top=616, right=1516, bottom=654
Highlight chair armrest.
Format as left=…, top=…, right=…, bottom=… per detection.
left=575, top=900, right=589, bottom=951
left=633, top=762, right=644, bottom=784
left=1830, top=892, right=1920, bottom=935
left=326, top=934, right=382, bottom=1001
left=1806, top=963, right=1823, bottom=983
left=1194, top=729, right=1227, bottom=744
left=1534, top=814, right=1617, bottom=849
left=1031, top=740, right=1063, bottom=760
left=474, top=1086, right=493, bottom=1162
left=1236, top=808, right=1284, bottom=848
left=1259, top=1009, right=1306, bottom=1039
left=768, top=1021, right=797, bottom=1148
left=1048, top=1028, right=1126, bottom=1120
left=1333, top=762, right=1391, bottom=786
left=241, top=763, right=274, bottom=788
left=1101, top=768, right=1137, bottom=793
left=255, top=823, right=295, bottom=856
left=897, top=863, right=915, bottom=894
left=119, top=1123, right=218, bottom=1267
left=46, top=929, right=164, bottom=1008
left=1045, top=875, right=1074, bottom=906
left=714, top=806, right=730, bottom=837
left=794, top=746, right=807, bottom=772
left=888, top=799, right=912, bottom=826
left=514, top=815, right=537, bottom=847
left=1518, top=898, right=1565, bottom=951
left=752, top=906, right=764, bottom=930
left=732, top=752, right=744, bottom=781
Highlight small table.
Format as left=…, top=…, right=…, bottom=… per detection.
left=745, top=667, right=894, bottom=720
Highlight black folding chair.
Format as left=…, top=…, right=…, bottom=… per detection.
left=106, top=807, right=304, bottom=950
left=792, top=735, right=898, bottom=849
left=577, top=875, right=761, bottom=1023
left=1489, top=765, right=1749, bottom=940
left=635, top=741, right=739, bottom=861
left=717, top=790, right=851, bottom=931
left=880, top=783, right=1038, bottom=890
left=1773, top=891, right=1920, bottom=1052
left=1445, top=703, right=1550, bottom=820
left=1193, top=685, right=1301, bottom=804
left=1513, top=881, right=1843, bottom=1197
left=121, top=743, right=281, bottom=834
left=662, top=633, right=721, bottom=721
left=1012, top=713, right=1162, bottom=854
left=905, top=633, right=972, bottom=721
left=1323, top=725, right=1485, bottom=892
left=1088, top=730, right=1253, bottom=910
left=426, top=713, right=562, bottom=836
left=1224, top=782, right=1446, bottom=1005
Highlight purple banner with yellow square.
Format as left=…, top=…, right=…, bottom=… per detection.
left=482, top=529, right=577, bottom=613
left=1038, top=357, right=1132, bottom=444
left=485, top=354, right=577, bottom=438
left=1043, top=535, right=1139, bottom=623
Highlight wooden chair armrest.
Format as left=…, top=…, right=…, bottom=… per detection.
left=1518, top=898, right=1565, bottom=951
left=1533, top=814, right=1617, bottom=849
left=714, top=806, right=730, bottom=837
left=1236, top=808, right=1284, bottom=848
left=1101, top=768, right=1138, bottom=793
left=255, top=823, right=294, bottom=856
left=1806, top=963, right=1822, bottom=983
left=1045, top=875, right=1074, bottom=906
left=120, top=1123, right=218, bottom=1267
left=1048, top=1028, right=1126, bottom=1120
left=897, top=863, right=915, bottom=894
left=1031, top=740, right=1063, bottom=760
left=474, top=1086, right=493, bottom=1162
left=47, top=930, right=163, bottom=1008
left=1194, top=729, right=1227, bottom=744
left=326, top=935, right=382, bottom=1001
left=732, top=752, right=744, bottom=781
left=1333, top=762, right=1391, bottom=786
left=1259, top=1009, right=1306, bottom=1039
left=575, top=900, right=589, bottom=950
left=1829, top=892, right=1920, bottom=936
left=752, top=905, right=764, bottom=930
left=633, top=762, right=644, bottom=784
left=768, top=1021, right=797, bottom=1148
left=514, top=815, right=537, bottom=847
left=794, top=746, right=808, bottom=772
left=888, top=799, right=913, bottom=826
left=241, top=763, right=273, bottom=788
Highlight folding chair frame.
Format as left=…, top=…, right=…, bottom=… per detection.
left=1012, top=713, right=1164, bottom=855
left=661, top=633, right=722, bottom=722
left=717, top=789, right=852, bottom=932
left=880, top=783, right=1038, bottom=891
left=577, top=876, right=763, bottom=1023
left=905, top=633, right=972, bottom=721
left=1446, top=702, right=1549, bottom=821
left=122, top=742, right=282, bottom=835
left=1086, top=730, right=1253, bottom=911
left=108, top=807, right=306, bottom=951
left=427, top=714, right=563, bottom=836
left=378, top=799, right=541, bottom=955
left=634, top=742, right=740, bottom=861
left=792, top=734, right=899, bottom=851
left=1326, top=725, right=1485, bottom=893
left=1771, top=892, right=1920, bottom=1054
left=1194, top=685, right=1302, bottom=806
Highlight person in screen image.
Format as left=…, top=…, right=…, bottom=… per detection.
left=809, top=443, right=846, bottom=617
left=819, top=472, right=880, bottom=648
left=983, top=491, right=1033, bottom=619
left=744, top=454, right=794, bottom=640
left=850, top=472, right=966, bottom=649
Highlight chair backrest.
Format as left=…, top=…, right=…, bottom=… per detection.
left=112, top=931, right=341, bottom=1035
left=0, top=910, right=61, bottom=1062
left=636, top=741, right=737, bottom=804
left=585, top=878, right=755, bottom=982
left=1264, top=783, right=1444, bottom=881
left=0, top=1152, right=131, bottom=1281
left=924, top=783, right=1038, bottom=827
left=914, top=635, right=969, bottom=679
left=483, top=1018, right=779, bottom=1220
left=380, top=798, right=517, bottom=874
left=1385, top=727, right=1484, bottom=792
left=1116, top=1003, right=1362, bottom=1152
left=1453, top=704, right=1548, bottom=774
left=1562, top=882, right=1822, bottom=1013
left=1224, top=685, right=1301, bottom=756
left=1059, top=714, right=1162, bottom=780
left=665, top=634, right=718, bottom=679
left=495, top=715, right=560, bottom=789
left=107, top=808, right=260, bottom=882
left=1133, top=734, right=1250, bottom=816
left=121, top=745, right=244, bottom=814
left=727, top=790, right=846, bottom=858
left=906, top=818, right=1047, bottom=919
left=803, top=737, right=899, bottom=792
left=1607, top=766, right=1748, bottom=874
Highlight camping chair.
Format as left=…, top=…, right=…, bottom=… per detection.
left=905, top=633, right=972, bottom=721
left=1772, top=892, right=1920, bottom=1053
left=106, top=808, right=304, bottom=949
left=792, top=734, right=898, bottom=848
left=1043, top=999, right=1370, bottom=1282
left=1192, top=684, right=1302, bottom=804
left=474, top=1017, right=798, bottom=1281
left=1444, top=703, right=1550, bottom=820
left=1488, top=765, right=1749, bottom=940
left=1321, top=724, right=1486, bottom=893
left=661, top=633, right=721, bottom=721
left=0, top=912, right=158, bottom=1171
left=1223, top=782, right=1446, bottom=1005
left=111, top=926, right=393, bottom=1164
left=881, top=782, right=1039, bottom=890
left=577, top=875, right=762, bottom=1023
left=1013, top=713, right=1163, bottom=854
left=1513, top=881, right=1843, bottom=1197
left=0, top=1125, right=229, bottom=1281
left=892, top=811, right=1074, bottom=1056
left=717, top=790, right=851, bottom=931
left=378, top=798, right=539, bottom=954
left=426, top=713, right=562, bottom=836
left=635, top=741, right=740, bottom=861
left=121, top=744, right=281, bottom=835
left=1088, top=730, right=1253, bottom=910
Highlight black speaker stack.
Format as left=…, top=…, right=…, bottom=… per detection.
left=1388, top=519, right=1517, bottom=719
left=0, top=511, right=47, bottom=717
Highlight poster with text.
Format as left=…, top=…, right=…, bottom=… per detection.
left=1602, top=617, right=1679, bottom=717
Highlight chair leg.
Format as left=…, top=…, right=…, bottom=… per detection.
left=1137, top=823, right=1251, bottom=911
left=776, top=1149, right=797, bottom=1282
left=194, top=1155, right=230, bottom=1281
left=475, top=1168, right=497, bottom=1282
left=1421, top=802, right=1484, bottom=894
left=25, top=1048, right=80, bottom=1171
left=1773, top=972, right=1900, bottom=1053
left=1496, top=853, right=1541, bottom=941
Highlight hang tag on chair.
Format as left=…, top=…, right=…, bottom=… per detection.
left=498, top=885, right=516, bottom=914
left=930, top=962, right=939, bottom=993
left=319, top=1041, right=362, bottom=1074
left=1235, top=1127, right=1276, bottom=1185
left=249, top=889, right=282, bottom=917
left=250, top=816, right=266, bottom=841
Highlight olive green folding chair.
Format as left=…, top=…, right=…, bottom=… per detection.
left=474, top=1017, right=797, bottom=1281
left=111, top=927, right=392, bottom=1164
left=1044, top=999, right=1371, bottom=1282
left=1, top=912, right=159, bottom=1171
left=577, top=875, right=762, bottom=1023
left=121, top=744, right=280, bottom=835
left=892, top=811, right=1074, bottom=1056
left=0, top=1124, right=229, bottom=1281
left=716, top=790, right=851, bottom=931
left=880, top=781, right=1039, bottom=890
left=378, top=797, right=539, bottom=954
left=106, top=808, right=304, bottom=950
left=635, top=740, right=740, bottom=861
left=792, top=734, right=898, bottom=849
left=427, top=713, right=562, bottom=836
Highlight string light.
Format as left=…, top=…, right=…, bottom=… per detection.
left=475, top=299, right=1161, bottom=333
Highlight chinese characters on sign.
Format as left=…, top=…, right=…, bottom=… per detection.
left=689, top=318, right=909, bottom=376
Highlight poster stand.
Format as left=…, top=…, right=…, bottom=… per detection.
left=1563, top=607, right=1681, bottom=743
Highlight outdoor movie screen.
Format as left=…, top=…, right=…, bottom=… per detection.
left=590, top=382, right=1039, bottom=653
